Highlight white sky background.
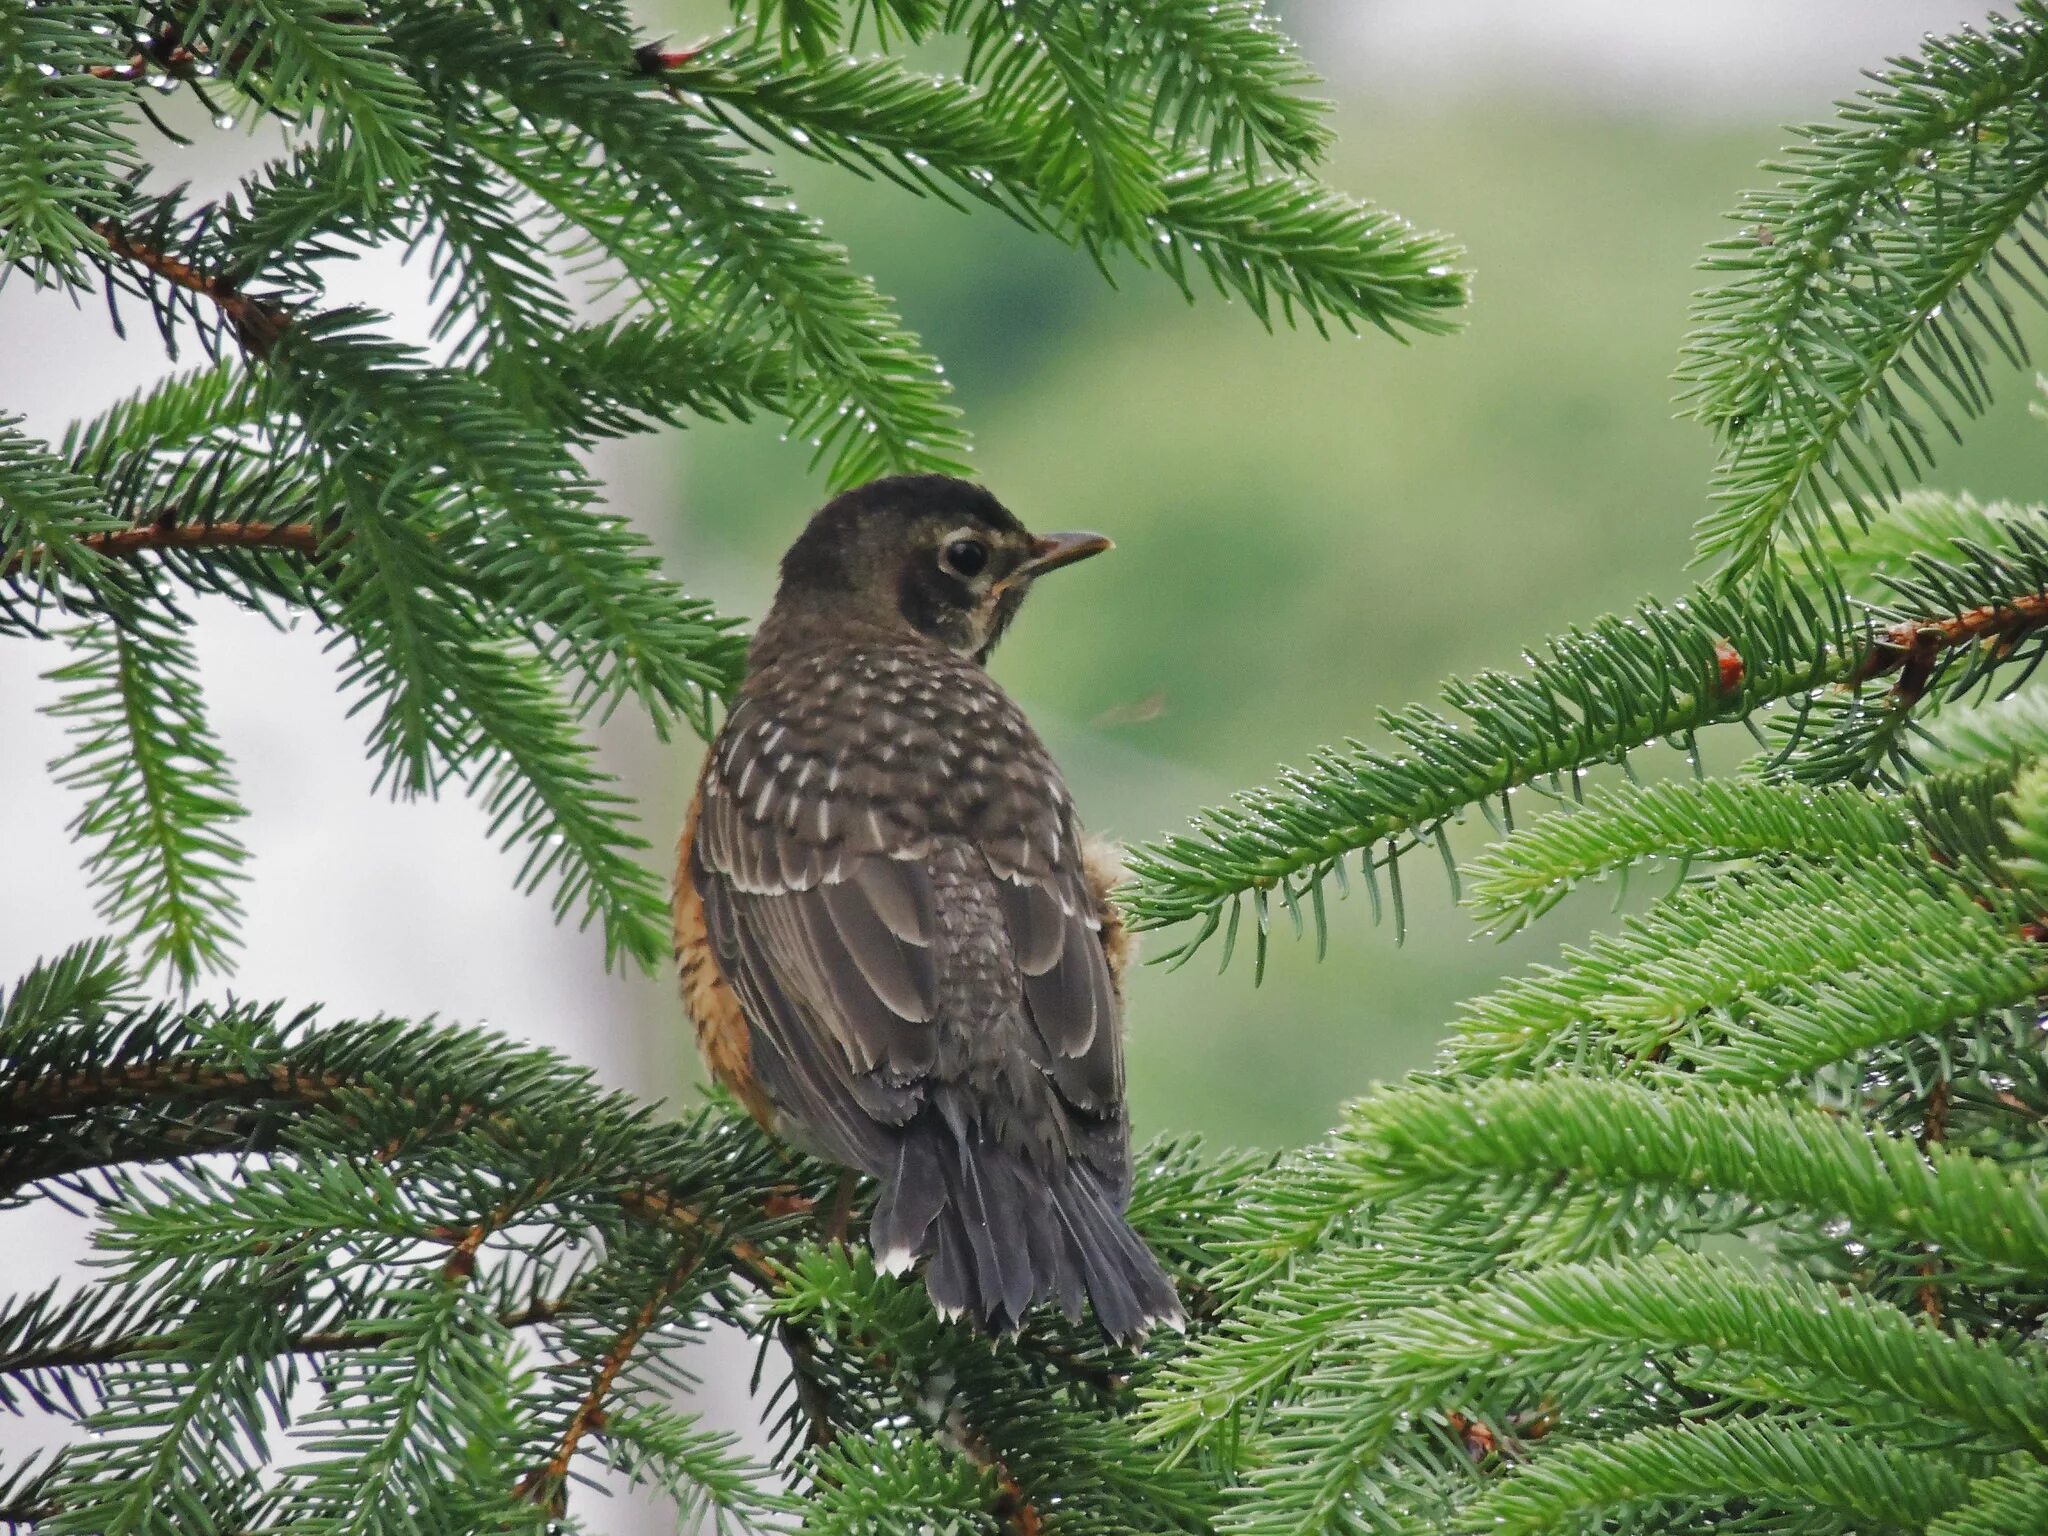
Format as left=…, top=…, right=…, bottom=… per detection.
left=0, top=2, right=2012, bottom=1528
left=1312, top=1, right=1997, bottom=118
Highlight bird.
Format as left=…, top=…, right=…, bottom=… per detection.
left=673, top=473, right=1182, bottom=1342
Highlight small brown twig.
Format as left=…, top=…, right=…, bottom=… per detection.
left=438, top=1222, right=495, bottom=1284
left=89, top=43, right=204, bottom=81
left=616, top=1187, right=783, bottom=1292
left=93, top=220, right=290, bottom=354
left=513, top=1254, right=702, bottom=1508
left=1850, top=591, right=2048, bottom=704
left=945, top=1411, right=1043, bottom=1536
left=1, top=1059, right=783, bottom=1287
left=81, top=14, right=212, bottom=82
left=436, top=1177, right=555, bottom=1284
left=0, top=520, right=321, bottom=585
left=4, top=1294, right=574, bottom=1379
left=1916, top=1078, right=1954, bottom=1323
left=2, top=1059, right=348, bottom=1124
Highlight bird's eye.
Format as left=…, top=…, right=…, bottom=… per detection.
left=941, top=537, right=989, bottom=578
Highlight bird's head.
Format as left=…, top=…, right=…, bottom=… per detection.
left=766, top=474, right=1112, bottom=663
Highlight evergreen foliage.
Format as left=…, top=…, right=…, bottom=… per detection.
left=2, top=0, right=1462, bottom=983
left=9, top=2, right=2048, bottom=1533
left=1111, top=11, right=2048, bottom=1535
left=1, top=0, right=1461, bottom=1528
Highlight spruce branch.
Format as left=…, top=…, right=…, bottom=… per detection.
left=36, top=1265, right=296, bottom=1536
left=1460, top=778, right=1922, bottom=933
left=1124, top=577, right=1832, bottom=966
left=669, top=39, right=1045, bottom=218
left=2, top=518, right=320, bottom=575
left=1113, top=0, right=1332, bottom=172
left=1149, top=164, right=1464, bottom=337
left=197, top=0, right=431, bottom=192
left=956, top=0, right=1161, bottom=243
left=0, top=938, right=137, bottom=1034
left=2001, top=756, right=2048, bottom=900
left=2, top=1288, right=573, bottom=1385
left=1444, top=858, right=2030, bottom=1076
left=1217, top=1251, right=2048, bottom=1536
left=62, top=362, right=264, bottom=485
left=1135, top=1189, right=1523, bottom=1454
left=802, top=1432, right=996, bottom=1536
left=1, top=965, right=1214, bottom=1532
left=511, top=1251, right=704, bottom=1507
left=1455, top=1414, right=1985, bottom=1536
left=1128, top=523, right=2048, bottom=970
left=1789, top=488, right=2027, bottom=603
left=1354, top=1251, right=2048, bottom=1450
left=1680, top=1, right=2048, bottom=580
left=1919, top=683, right=2048, bottom=769
left=390, top=3, right=973, bottom=488
left=93, top=217, right=291, bottom=354
left=44, top=614, right=250, bottom=984
left=1344, top=1077, right=2048, bottom=1279
left=0, top=1454, right=55, bottom=1531
left=1678, top=931, right=2048, bottom=1088
left=1927, top=1464, right=2048, bottom=1536
left=0, top=0, right=138, bottom=285
left=1, top=997, right=808, bottom=1300
left=0, top=413, right=125, bottom=604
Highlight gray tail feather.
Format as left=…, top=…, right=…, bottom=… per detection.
left=869, top=1121, right=1182, bottom=1343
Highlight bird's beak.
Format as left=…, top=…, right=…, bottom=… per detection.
left=995, top=531, right=1113, bottom=596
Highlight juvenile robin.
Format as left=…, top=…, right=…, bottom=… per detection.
left=674, top=474, right=1181, bottom=1341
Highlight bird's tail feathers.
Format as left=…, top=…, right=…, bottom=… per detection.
left=869, top=1119, right=1182, bottom=1343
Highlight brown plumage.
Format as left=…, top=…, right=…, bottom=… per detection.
left=672, top=474, right=1180, bottom=1341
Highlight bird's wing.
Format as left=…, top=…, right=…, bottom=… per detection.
left=984, top=817, right=1124, bottom=1119
left=690, top=685, right=1126, bottom=1181
left=691, top=749, right=939, bottom=1171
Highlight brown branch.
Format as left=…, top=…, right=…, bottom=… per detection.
left=1916, top=1078, right=1954, bottom=1324
left=2, top=1060, right=348, bottom=1124
left=944, top=1412, right=1043, bottom=1536
left=775, top=1318, right=840, bottom=1450
left=4, top=1294, right=572, bottom=1380
left=2, top=1057, right=790, bottom=1304
left=436, top=1175, right=556, bottom=1284
left=79, top=14, right=213, bottom=82
left=439, top=1221, right=495, bottom=1284
left=0, top=516, right=326, bottom=589
left=89, top=44, right=203, bottom=81
left=513, top=1254, right=702, bottom=1509
left=6, top=1053, right=1072, bottom=1536
left=93, top=220, right=290, bottom=354
left=615, top=1187, right=782, bottom=1292
left=1850, top=590, right=2048, bottom=703
left=83, top=521, right=319, bottom=563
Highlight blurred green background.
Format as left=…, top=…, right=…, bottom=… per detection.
left=635, top=10, right=2048, bottom=1150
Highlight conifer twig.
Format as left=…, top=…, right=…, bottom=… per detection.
left=0, top=520, right=321, bottom=584
left=1916, top=1078, right=1954, bottom=1324
left=1130, top=565, right=2048, bottom=958
left=946, top=1415, right=1044, bottom=1536
left=92, top=221, right=290, bottom=354
left=513, top=1253, right=703, bottom=1506
left=2, top=1294, right=574, bottom=1378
